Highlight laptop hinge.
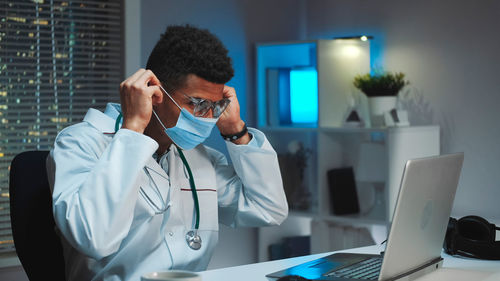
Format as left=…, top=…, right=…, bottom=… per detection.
left=383, top=257, right=443, bottom=281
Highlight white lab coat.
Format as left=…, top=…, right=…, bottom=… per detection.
left=46, top=103, right=288, bottom=281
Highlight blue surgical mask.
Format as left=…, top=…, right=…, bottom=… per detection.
left=152, top=87, right=219, bottom=150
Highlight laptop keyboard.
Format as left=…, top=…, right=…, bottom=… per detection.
left=324, top=257, right=382, bottom=280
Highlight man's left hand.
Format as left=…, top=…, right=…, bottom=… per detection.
left=217, top=85, right=251, bottom=145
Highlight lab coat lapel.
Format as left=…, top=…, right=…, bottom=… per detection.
left=168, top=146, right=190, bottom=188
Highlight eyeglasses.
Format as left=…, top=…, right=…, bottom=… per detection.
left=159, top=85, right=231, bottom=118
left=182, top=93, right=231, bottom=118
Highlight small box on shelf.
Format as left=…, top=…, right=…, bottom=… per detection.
left=327, top=167, right=360, bottom=216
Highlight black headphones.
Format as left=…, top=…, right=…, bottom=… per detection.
left=443, top=215, right=500, bottom=260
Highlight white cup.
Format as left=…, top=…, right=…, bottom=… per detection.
left=141, top=270, right=201, bottom=281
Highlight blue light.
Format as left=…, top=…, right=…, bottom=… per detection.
left=290, top=68, right=318, bottom=124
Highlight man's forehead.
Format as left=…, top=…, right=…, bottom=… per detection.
left=181, top=75, right=224, bottom=99
left=180, top=90, right=224, bottom=103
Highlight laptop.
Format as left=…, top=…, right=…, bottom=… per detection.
left=267, top=153, right=464, bottom=281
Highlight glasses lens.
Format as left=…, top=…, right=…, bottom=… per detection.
left=213, top=99, right=231, bottom=118
left=193, top=99, right=212, bottom=117
left=191, top=98, right=231, bottom=118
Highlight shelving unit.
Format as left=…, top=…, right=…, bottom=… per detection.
left=255, top=40, right=440, bottom=261
left=262, top=126, right=440, bottom=225
left=316, top=126, right=440, bottom=223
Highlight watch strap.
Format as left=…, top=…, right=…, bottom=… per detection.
left=221, top=124, right=248, bottom=141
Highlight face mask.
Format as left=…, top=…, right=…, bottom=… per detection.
left=152, top=103, right=219, bottom=151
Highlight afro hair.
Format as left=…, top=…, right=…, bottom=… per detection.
left=146, top=24, right=234, bottom=91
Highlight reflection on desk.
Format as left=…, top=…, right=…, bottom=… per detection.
left=415, top=268, right=500, bottom=281
left=200, top=245, right=500, bottom=281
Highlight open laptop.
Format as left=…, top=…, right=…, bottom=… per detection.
left=267, top=153, right=464, bottom=281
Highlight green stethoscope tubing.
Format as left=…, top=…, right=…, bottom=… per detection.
left=114, top=113, right=200, bottom=230
left=115, top=113, right=122, bottom=132
left=177, top=148, right=200, bottom=230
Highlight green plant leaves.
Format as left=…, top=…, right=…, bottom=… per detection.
left=353, top=72, right=409, bottom=97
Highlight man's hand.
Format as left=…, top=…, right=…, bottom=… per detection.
left=119, top=69, right=163, bottom=133
left=217, top=85, right=251, bottom=145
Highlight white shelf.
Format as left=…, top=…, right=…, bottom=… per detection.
left=259, top=126, right=318, bottom=132
left=261, top=125, right=438, bottom=134
left=318, top=214, right=387, bottom=226
left=289, top=211, right=387, bottom=226
left=288, top=210, right=318, bottom=218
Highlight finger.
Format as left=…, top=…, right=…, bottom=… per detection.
left=135, top=69, right=161, bottom=88
left=122, top=68, right=146, bottom=87
left=148, top=85, right=164, bottom=105
left=148, top=71, right=162, bottom=86
left=222, top=85, right=236, bottom=98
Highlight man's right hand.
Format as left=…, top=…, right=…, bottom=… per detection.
left=119, top=69, right=163, bottom=133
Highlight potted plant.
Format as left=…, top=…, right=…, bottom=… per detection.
left=353, top=71, right=409, bottom=127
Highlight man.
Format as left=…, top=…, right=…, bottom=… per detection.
left=47, top=25, right=288, bottom=281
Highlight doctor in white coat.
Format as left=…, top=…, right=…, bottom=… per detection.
left=46, top=25, right=288, bottom=281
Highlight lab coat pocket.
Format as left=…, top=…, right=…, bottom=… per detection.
left=135, top=169, right=171, bottom=218
left=138, top=186, right=170, bottom=215
left=133, top=188, right=157, bottom=222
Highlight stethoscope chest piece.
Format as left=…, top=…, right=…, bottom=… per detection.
left=186, top=230, right=202, bottom=250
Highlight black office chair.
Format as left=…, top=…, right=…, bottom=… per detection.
left=9, top=150, right=66, bottom=281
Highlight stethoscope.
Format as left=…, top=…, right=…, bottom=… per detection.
left=115, top=113, right=202, bottom=250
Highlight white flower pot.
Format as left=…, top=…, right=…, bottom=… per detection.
left=368, top=96, right=397, bottom=127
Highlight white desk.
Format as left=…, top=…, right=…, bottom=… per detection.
left=200, top=245, right=500, bottom=281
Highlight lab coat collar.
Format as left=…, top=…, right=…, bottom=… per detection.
left=83, top=103, right=121, bottom=134
left=104, top=103, right=121, bottom=120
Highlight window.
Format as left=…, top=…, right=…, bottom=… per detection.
left=0, top=0, right=123, bottom=253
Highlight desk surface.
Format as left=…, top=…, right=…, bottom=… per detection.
left=200, top=245, right=500, bottom=281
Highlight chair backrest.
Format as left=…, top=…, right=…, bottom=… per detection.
left=9, top=150, right=66, bottom=281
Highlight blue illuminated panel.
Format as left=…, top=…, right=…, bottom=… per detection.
left=290, top=68, right=318, bottom=124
